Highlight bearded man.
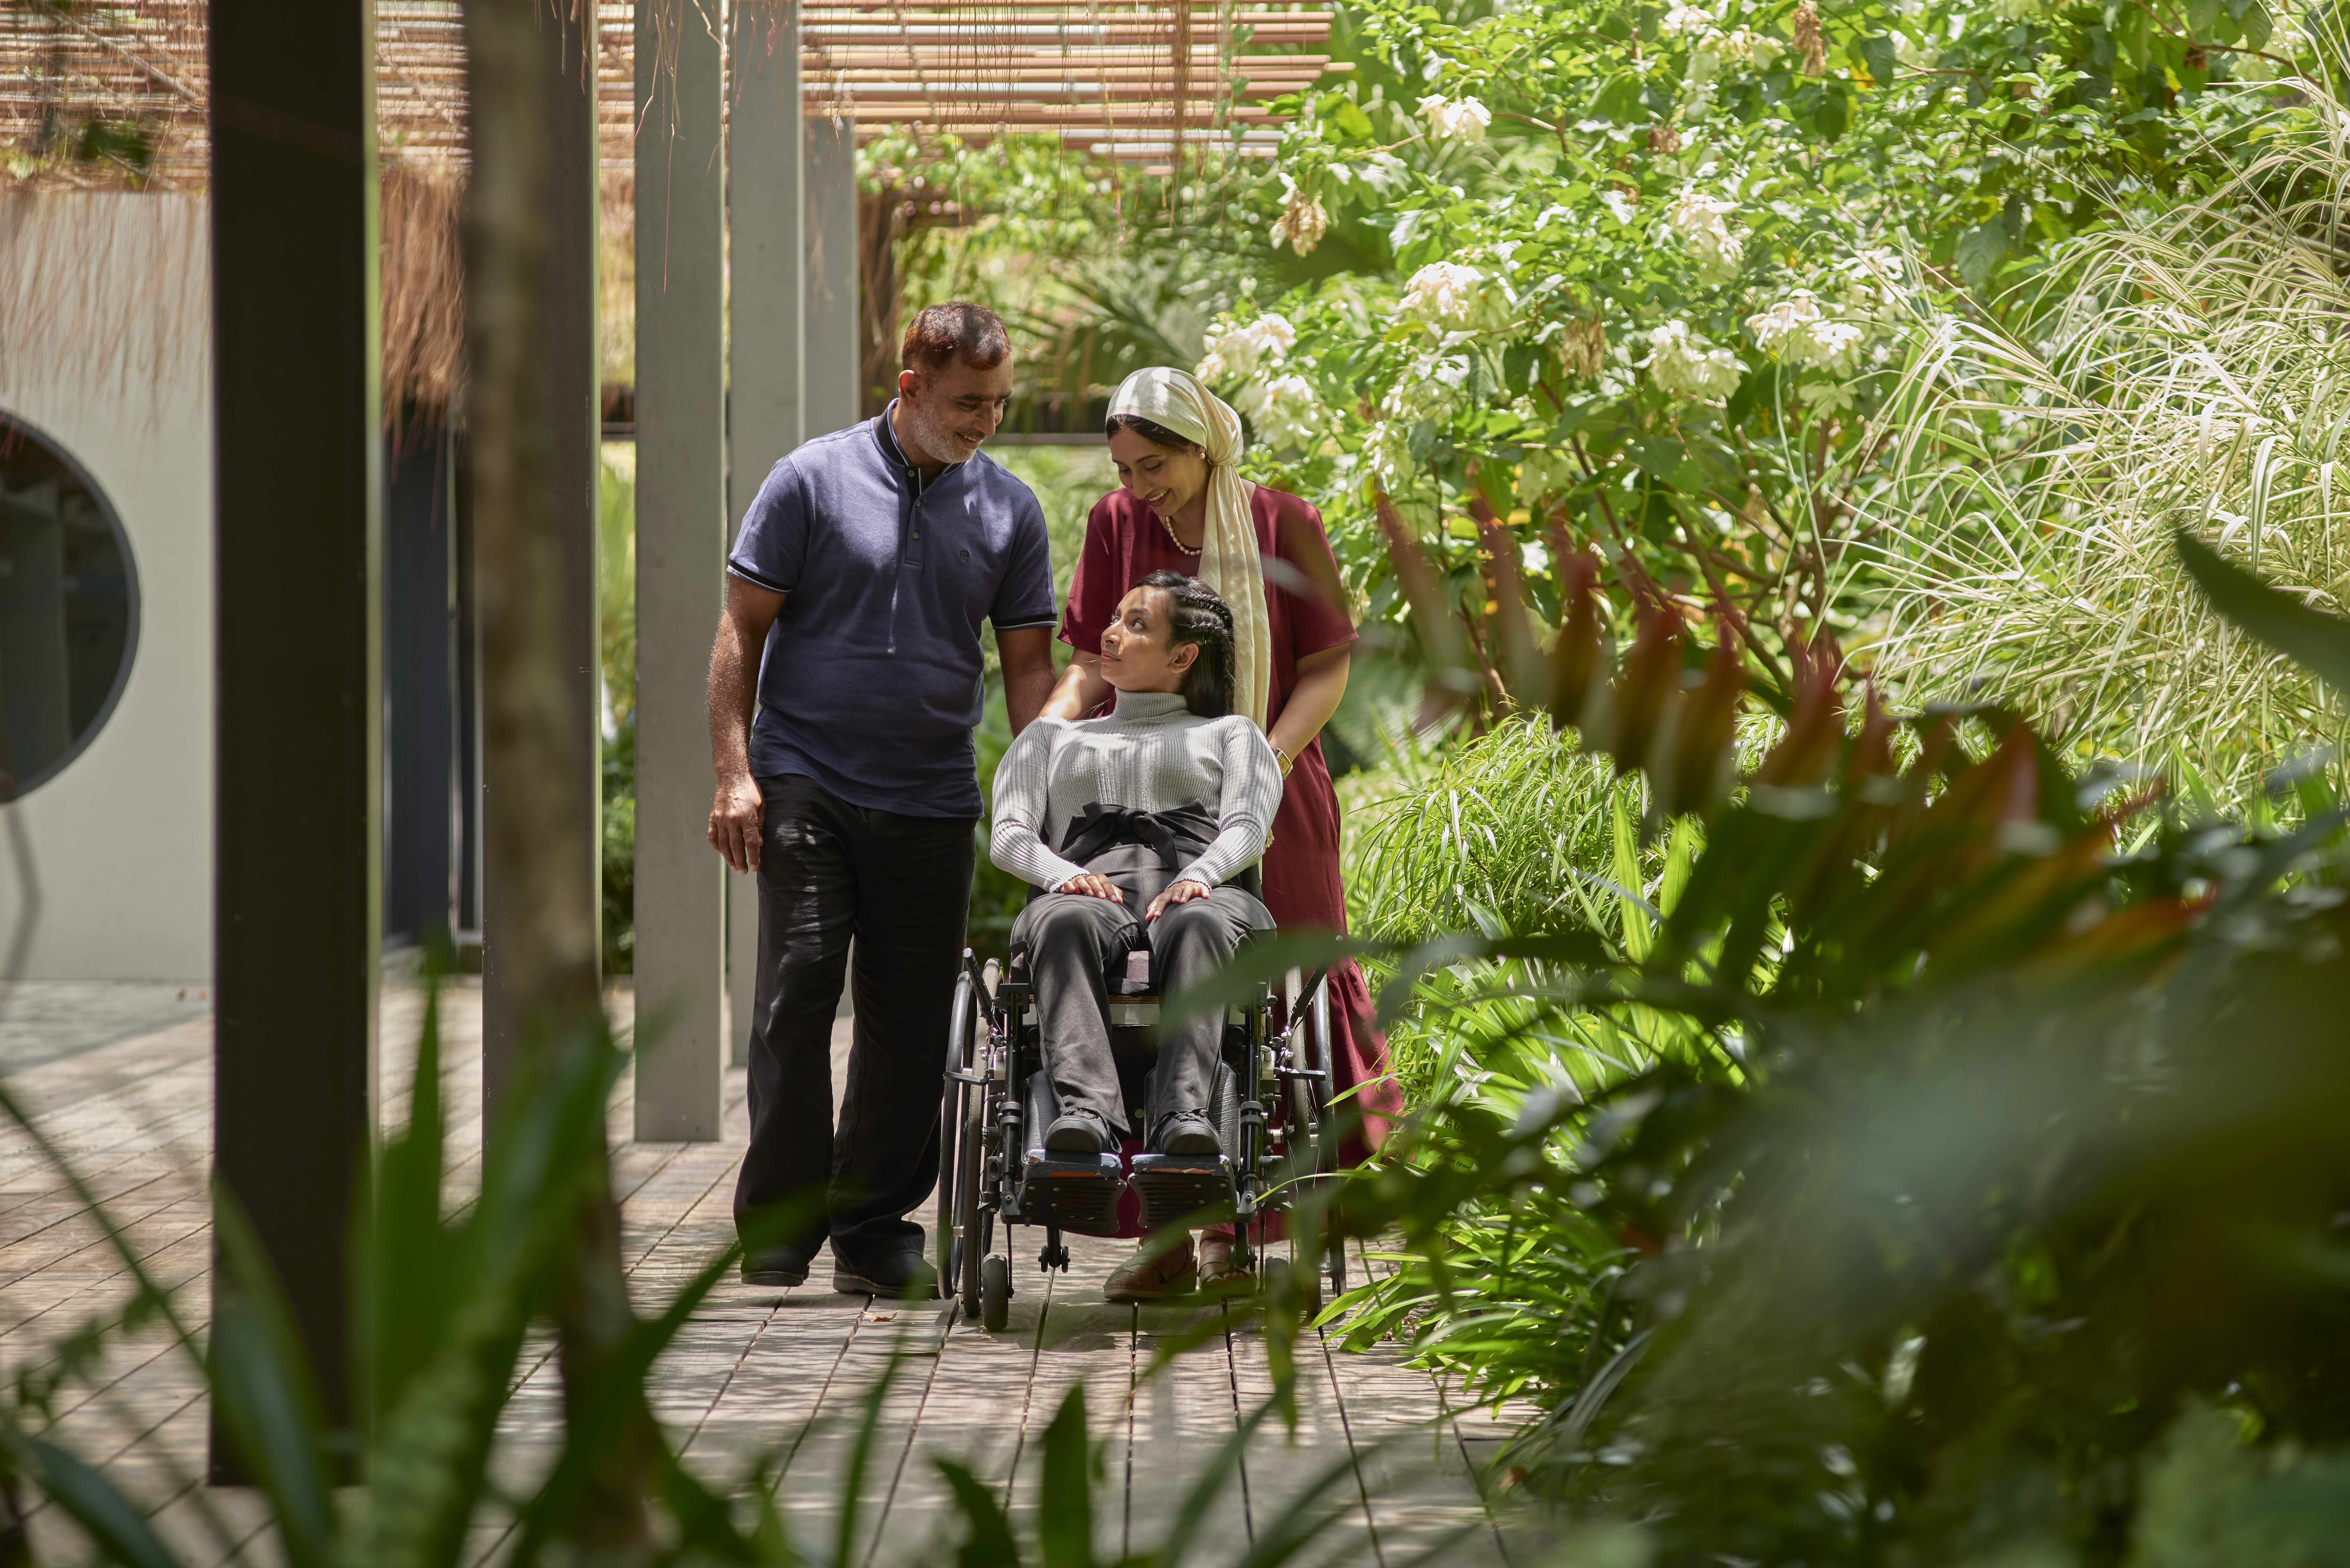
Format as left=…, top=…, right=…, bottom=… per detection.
left=707, top=302, right=1057, bottom=1298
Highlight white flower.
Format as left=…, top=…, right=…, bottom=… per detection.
left=1746, top=291, right=1823, bottom=354
left=1270, top=190, right=1330, bottom=255
left=1647, top=320, right=1744, bottom=401
left=1364, top=422, right=1415, bottom=488
left=1236, top=373, right=1324, bottom=450
left=1661, top=1, right=1715, bottom=36
left=1400, top=261, right=1495, bottom=333
left=1418, top=94, right=1492, bottom=143
left=1601, top=188, right=1640, bottom=225
left=1198, top=313, right=1297, bottom=383
left=1746, top=291, right=1869, bottom=375
left=1717, top=27, right=1787, bottom=68
left=1667, top=190, right=1745, bottom=286
left=1836, top=247, right=1909, bottom=315
left=1390, top=353, right=1473, bottom=420
left=1805, top=319, right=1867, bottom=375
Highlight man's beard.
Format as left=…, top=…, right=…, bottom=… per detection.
left=901, top=397, right=978, bottom=465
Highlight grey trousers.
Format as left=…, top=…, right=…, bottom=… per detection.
left=1012, top=867, right=1270, bottom=1143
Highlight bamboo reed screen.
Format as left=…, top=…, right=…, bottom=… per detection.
left=1, top=0, right=1333, bottom=189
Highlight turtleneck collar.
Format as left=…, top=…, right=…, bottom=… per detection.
left=1110, top=688, right=1192, bottom=723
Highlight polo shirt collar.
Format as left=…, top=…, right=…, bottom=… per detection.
left=874, top=399, right=966, bottom=488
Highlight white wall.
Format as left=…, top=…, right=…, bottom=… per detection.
left=0, top=194, right=212, bottom=980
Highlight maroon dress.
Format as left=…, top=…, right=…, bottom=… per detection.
left=1062, top=483, right=1403, bottom=1167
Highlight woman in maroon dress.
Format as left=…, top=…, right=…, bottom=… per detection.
left=1042, top=366, right=1402, bottom=1297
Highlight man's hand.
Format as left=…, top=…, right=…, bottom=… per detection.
left=1144, top=880, right=1210, bottom=921
left=710, top=775, right=765, bottom=874
left=709, top=576, right=785, bottom=872
left=1056, top=872, right=1124, bottom=903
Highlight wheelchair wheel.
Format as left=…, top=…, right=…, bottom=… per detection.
left=937, top=968, right=978, bottom=1287
left=981, top=1253, right=1011, bottom=1331
left=957, top=1073, right=989, bottom=1319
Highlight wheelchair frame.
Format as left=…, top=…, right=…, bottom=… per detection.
left=935, top=945, right=1348, bottom=1329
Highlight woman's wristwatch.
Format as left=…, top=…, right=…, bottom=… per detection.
left=1270, top=743, right=1294, bottom=777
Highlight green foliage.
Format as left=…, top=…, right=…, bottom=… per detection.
left=603, top=711, right=635, bottom=974
left=600, top=445, right=637, bottom=972
left=1187, top=0, right=2316, bottom=706
left=601, top=444, right=637, bottom=731
left=1295, top=539, right=2350, bottom=1564
left=1862, top=96, right=2350, bottom=811
left=1345, top=717, right=1649, bottom=947
left=871, top=135, right=1265, bottom=424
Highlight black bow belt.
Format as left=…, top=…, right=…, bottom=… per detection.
left=1056, top=802, right=1219, bottom=871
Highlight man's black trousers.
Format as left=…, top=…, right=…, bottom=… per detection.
left=732, top=773, right=974, bottom=1263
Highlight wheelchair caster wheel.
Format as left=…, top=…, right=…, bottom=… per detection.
left=981, top=1254, right=1011, bottom=1332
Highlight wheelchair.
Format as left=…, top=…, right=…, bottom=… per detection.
left=934, top=915, right=1349, bottom=1330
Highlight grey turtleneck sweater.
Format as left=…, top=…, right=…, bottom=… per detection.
left=990, top=688, right=1281, bottom=893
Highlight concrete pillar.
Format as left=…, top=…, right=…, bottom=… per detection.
left=634, top=0, right=726, bottom=1138
left=804, top=117, right=861, bottom=439
left=725, top=0, right=803, bottom=1067
left=208, top=0, right=379, bottom=1473
left=483, top=5, right=603, bottom=1125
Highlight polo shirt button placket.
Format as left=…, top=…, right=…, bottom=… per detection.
left=906, top=468, right=925, bottom=562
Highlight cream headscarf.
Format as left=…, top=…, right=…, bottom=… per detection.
left=1106, top=367, right=1273, bottom=729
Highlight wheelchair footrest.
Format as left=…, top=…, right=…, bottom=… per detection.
left=1129, top=1154, right=1234, bottom=1231
left=1017, top=1152, right=1125, bottom=1233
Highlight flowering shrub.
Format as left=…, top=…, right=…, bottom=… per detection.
left=1202, top=0, right=2301, bottom=697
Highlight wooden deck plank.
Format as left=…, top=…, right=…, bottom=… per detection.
left=0, top=981, right=1506, bottom=1568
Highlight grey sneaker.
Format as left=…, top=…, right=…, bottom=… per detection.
left=1153, top=1112, right=1222, bottom=1156
left=1043, top=1111, right=1111, bottom=1155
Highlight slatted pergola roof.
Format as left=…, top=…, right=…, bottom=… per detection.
left=0, top=0, right=1336, bottom=189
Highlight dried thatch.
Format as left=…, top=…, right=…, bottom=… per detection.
left=0, top=191, right=207, bottom=411
left=4, top=0, right=1333, bottom=415
left=381, top=166, right=638, bottom=416
left=382, top=164, right=467, bottom=419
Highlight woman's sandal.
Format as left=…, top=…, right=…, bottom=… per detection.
left=1105, top=1236, right=1197, bottom=1302
left=1196, top=1233, right=1254, bottom=1296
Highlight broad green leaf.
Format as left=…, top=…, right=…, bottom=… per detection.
left=1037, top=1386, right=1097, bottom=1568
left=937, top=1459, right=1023, bottom=1568
left=2175, top=529, right=2350, bottom=695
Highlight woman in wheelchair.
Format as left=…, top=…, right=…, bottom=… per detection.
left=989, top=570, right=1279, bottom=1299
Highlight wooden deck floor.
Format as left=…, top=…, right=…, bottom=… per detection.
left=0, top=977, right=1529, bottom=1567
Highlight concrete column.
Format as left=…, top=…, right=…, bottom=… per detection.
left=725, top=0, right=803, bottom=1067
left=208, top=0, right=379, bottom=1473
left=804, top=116, right=861, bottom=439
left=634, top=0, right=726, bottom=1138
left=483, top=5, right=603, bottom=1125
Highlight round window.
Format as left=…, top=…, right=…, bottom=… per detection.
left=0, top=416, right=140, bottom=799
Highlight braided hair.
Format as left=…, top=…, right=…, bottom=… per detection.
left=1135, top=569, right=1238, bottom=719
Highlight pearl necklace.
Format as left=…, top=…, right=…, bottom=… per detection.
left=1156, top=509, right=1202, bottom=556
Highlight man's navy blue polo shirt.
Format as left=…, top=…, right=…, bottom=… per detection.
left=726, top=405, right=1057, bottom=818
